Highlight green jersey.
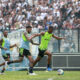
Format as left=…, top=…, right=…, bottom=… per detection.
left=39, top=32, right=53, bottom=50
left=20, top=32, right=31, bottom=50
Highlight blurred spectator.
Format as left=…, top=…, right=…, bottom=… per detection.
left=0, top=0, right=79, bottom=30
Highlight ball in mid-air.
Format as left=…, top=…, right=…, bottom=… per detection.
left=57, top=69, right=64, bottom=75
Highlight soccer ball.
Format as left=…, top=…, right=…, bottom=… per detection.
left=57, top=69, right=64, bottom=75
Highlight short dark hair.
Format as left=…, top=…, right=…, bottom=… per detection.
left=3, top=30, right=8, bottom=33
left=49, top=26, right=53, bottom=29
left=26, top=26, right=32, bottom=28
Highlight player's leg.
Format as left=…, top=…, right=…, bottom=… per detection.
left=0, top=54, right=10, bottom=74
left=32, top=48, right=45, bottom=67
left=0, top=56, right=10, bottom=67
left=0, top=62, right=5, bottom=66
left=45, top=50, right=52, bottom=71
left=7, top=48, right=24, bottom=64
left=0, top=66, right=5, bottom=75
left=23, top=49, right=35, bottom=74
left=27, top=55, right=34, bottom=74
left=11, top=48, right=24, bottom=63
left=8, top=57, right=23, bottom=64
left=32, top=56, right=41, bottom=67
left=27, top=56, right=42, bottom=75
left=27, top=56, right=34, bottom=67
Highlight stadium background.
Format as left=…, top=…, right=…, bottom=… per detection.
left=0, top=0, right=80, bottom=71
left=0, top=28, right=80, bottom=71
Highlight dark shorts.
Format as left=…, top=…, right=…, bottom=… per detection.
left=2, top=54, right=10, bottom=60
left=19, top=48, right=31, bottom=57
left=38, top=48, right=46, bottom=57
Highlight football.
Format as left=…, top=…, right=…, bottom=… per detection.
left=57, top=69, right=64, bottom=75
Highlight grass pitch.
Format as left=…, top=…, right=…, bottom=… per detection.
left=0, top=71, right=80, bottom=80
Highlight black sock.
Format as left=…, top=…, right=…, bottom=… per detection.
left=29, top=67, right=33, bottom=73
left=1, top=70, right=4, bottom=73
left=7, top=61, right=14, bottom=65
left=47, top=64, right=51, bottom=68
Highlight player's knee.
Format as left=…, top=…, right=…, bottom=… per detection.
left=30, top=60, right=34, bottom=64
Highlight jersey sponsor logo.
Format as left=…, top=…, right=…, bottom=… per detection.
left=44, top=39, right=50, bottom=41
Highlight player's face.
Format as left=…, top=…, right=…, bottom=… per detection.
left=48, top=28, right=53, bottom=33
left=26, top=28, right=32, bottom=33
left=3, top=31, right=8, bottom=37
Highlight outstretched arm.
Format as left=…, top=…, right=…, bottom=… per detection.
left=30, top=40, right=40, bottom=45
left=30, top=32, right=45, bottom=39
left=52, top=34, right=65, bottom=40
left=29, top=32, right=45, bottom=45
left=25, top=32, right=45, bottom=41
left=24, top=32, right=45, bottom=41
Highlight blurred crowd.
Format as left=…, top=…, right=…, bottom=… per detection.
left=0, top=0, right=80, bottom=31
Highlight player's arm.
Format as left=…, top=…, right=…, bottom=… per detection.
left=30, top=40, right=40, bottom=45
left=29, top=32, right=45, bottom=45
left=24, top=32, right=33, bottom=41
left=52, top=34, right=65, bottom=40
left=24, top=32, right=45, bottom=41
left=30, top=32, right=45, bottom=39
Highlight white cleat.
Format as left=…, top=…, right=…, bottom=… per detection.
left=45, top=70, right=49, bottom=72
left=0, top=73, right=5, bottom=75
left=29, top=73, right=37, bottom=75
left=5, top=61, right=8, bottom=69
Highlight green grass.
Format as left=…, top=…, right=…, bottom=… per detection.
left=0, top=71, right=80, bottom=80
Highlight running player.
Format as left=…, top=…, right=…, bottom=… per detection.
left=32, top=26, right=65, bottom=71
left=7, top=26, right=39, bottom=75
left=0, top=30, right=17, bottom=74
